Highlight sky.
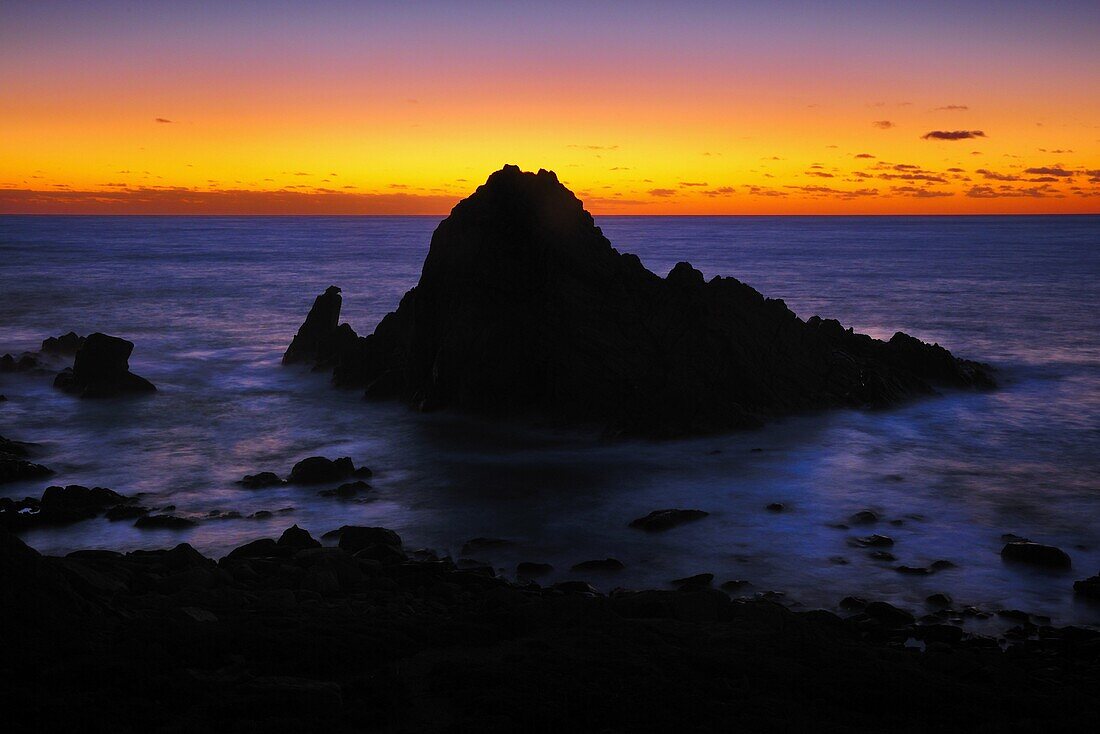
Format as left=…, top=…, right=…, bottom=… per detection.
left=1, top=0, right=1098, bottom=214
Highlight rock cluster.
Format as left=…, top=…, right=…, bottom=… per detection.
left=0, top=434, right=53, bottom=485
left=284, top=165, right=993, bottom=437
left=54, top=332, right=155, bottom=397
left=2, top=526, right=1096, bottom=732
left=0, top=484, right=137, bottom=530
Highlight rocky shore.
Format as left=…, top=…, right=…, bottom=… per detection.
left=2, top=523, right=1098, bottom=733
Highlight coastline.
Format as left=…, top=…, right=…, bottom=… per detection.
left=3, top=523, right=1098, bottom=732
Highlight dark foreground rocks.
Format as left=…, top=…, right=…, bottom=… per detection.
left=284, top=165, right=993, bottom=437
left=54, top=332, right=155, bottom=397
left=1, top=526, right=1097, bottom=733
left=0, top=434, right=53, bottom=484
left=1001, top=541, right=1072, bottom=569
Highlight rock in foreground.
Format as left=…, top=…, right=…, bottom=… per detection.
left=285, top=165, right=993, bottom=437
left=54, top=333, right=155, bottom=398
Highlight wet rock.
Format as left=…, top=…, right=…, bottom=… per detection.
left=1073, top=574, right=1100, bottom=599
left=134, top=514, right=196, bottom=530
left=869, top=551, right=897, bottom=562
left=318, top=480, right=371, bottom=498
left=287, top=456, right=367, bottom=484
left=629, top=508, right=709, bottom=532
left=765, top=502, right=785, bottom=512
left=853, top=534, right=894, bottom=548
left=277, top=525, right=321, bottom=550
left=930, top=560, right=957, bottom=571
left=0, top=456, right=53, bottom=485
left=238, top=471, right=284, bottom=489
left=336, top=526, right=402, bottom=553
left=896, top=565, right=931, bottom=575
left=284, top=165, right=992, bottom=437
left=53, top=333, right=155, bottom=398
left=516, top=562, right=553, bottom=577
left=849, top=510, right=879, bottom=524
left=1000, top=541, right=1071, bottom=569
left=248, top=510, right=274, bottom=520
left=926, top=593, right=953, bottom=608
left=461, top=537, right=513, bottom=555
left=672, top=573, right=714, bottom=589
left=570, top=558, right=624, bottom=572
left=1, top=484, right=134, bottom=529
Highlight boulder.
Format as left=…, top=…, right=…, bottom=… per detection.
left=287, top=456, right=366, bottom=484
left=1073, top=574, right=1100, bottom=599
left=277, top=525, right=321, bottom=550
left=282, top=165, right=993, bottom=437
left=238, top=471, right=284, bottom=489
left=1000, top=541, right=1071, bottom=569
left=54, top=333, right=155, bottom=397
left=629, top=509, right=709, bottom=532
left=335, top=526, right=402, bottom=553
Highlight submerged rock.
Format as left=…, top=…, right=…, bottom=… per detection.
left=1000, top=541, right=1072, bottom=569
left=54, top=333, right=155, bottom=398
left=571, top=558, right=625, bottom=572
left=287, top=456, right=369, bottom=484
left=629, top=508, right=709, bottom=532
left=238, top=471, right=285, bottom=489
left=283, top=165, right=993, bottom=437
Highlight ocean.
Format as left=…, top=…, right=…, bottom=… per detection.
left=1, top=214, right=1098, bottom=625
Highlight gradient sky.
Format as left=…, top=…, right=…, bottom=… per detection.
left=2, top=0, right=1098, bottom=214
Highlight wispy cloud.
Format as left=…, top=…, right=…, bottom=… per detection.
left=872, top=120, right=895, bottom=130
left=922, top=130, right=986, bottom=140
left=154, top=117, right=173, bottom=124
left=1023, top=166, right=1073, bottom=177
left=647, top=188, right=676, bottom=197
left=933, top=105, right=969, bottom=111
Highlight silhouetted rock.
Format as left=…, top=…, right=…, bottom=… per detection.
left=1000, top=541, right=1071, bottom=569
left=285, top=165, right=993, bottom=437
left=672, top=573, right=714, bottom=589
left=765, top=502, right=786, bottom=512
left=282, top=286, right=361, bottom=369
left=287, top=456, right=367, bottom=484
left=277, top=524, right=321, bottom=550
left=849, top=510, right=879, bottom=524
left=238, top=471, right=284, bottom=488
left=0, top=434, right=53, bottom=485
left=1074, top=574, right=1100, bottom=599
left=318, top=480, right=371, bottom=498
left=853, top=534, right=894, bottom=548
left=54, top=333, right=155, bottom=397
left=926, top=593, right=953, bottom=608
left=0, top=352, right=42, bottom=372
left=0, top=484, right=133, bottom=529
left=629, top=508, right=709, bottom=532
left=40, top=332, right=85, bottom=356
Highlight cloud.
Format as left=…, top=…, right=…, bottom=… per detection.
left=701, top=187, right=735, bottom=197
left=872, top=121, right=894, bottom=129
left=154, top=118, right=173, bottom=124
left=1023, top=166, right=1073, bottom=177
left=678, top=181, right=708, bottom=187
left=806, top=171, right=835, bottom=178
left=647, top=188, right=676, bottom=197
left=568, top=144, right=619, bottom=151
left=1039, top=148, right=1073, bottom=154
left=966, top=185, right=1052, bottom=198
left=922, top=130, right=986, bottom=140
left=975, top=169, right=1022, bottom=181
left=934, top=105, right=969, bottom=111
left=785, top=185, right=877, bottom=199
left=854, top=153, right=875, bottom=159
left=891, top=186, right=953, bottom=198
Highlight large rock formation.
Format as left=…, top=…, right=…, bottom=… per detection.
left=54, top=332, right=156, bottom=398
left=285, top=165, right=993, bottom=437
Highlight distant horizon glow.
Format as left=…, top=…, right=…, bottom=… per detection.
left=2, top=1, right=1098, bottom=215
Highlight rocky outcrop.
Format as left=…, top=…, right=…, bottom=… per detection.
left=285, top=165, right=993, bottom=437
left=54, top=333, right=155, bottom=398
left=0, top=484, right=135, bottom=530
left=1, top=332, right=85, bottom=373
left=0, top=434, right=53, bottom=485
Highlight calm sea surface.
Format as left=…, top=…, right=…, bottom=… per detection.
left=1, top=215, right=1098, bottom=624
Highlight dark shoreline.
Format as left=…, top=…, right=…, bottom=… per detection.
left=3, top=524, right=1098, bottom=733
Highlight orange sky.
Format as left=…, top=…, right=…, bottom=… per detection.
left=1, top=1, right=1098, bottom=214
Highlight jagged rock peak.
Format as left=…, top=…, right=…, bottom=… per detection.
left=284, top=165, right=994, bottom=437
